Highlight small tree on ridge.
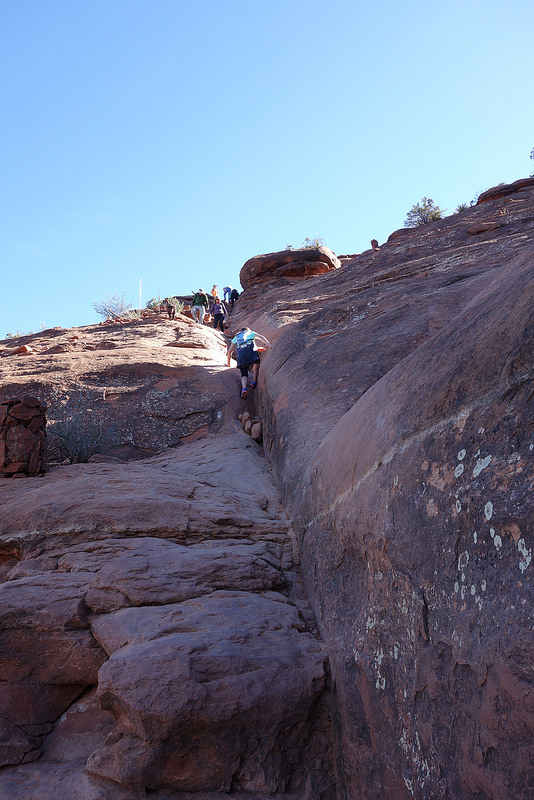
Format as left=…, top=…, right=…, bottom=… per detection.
left=404, top=197, right=444, bottom=227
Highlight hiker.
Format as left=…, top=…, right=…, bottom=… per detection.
left=230, top=288, right=239, bottom=308
left=166, top=298, right=176, bottom=319
left=226, top=326, right=271, bottom=399
left=191, top=289, right=209, bottom=324
left=210, top=296, right=225, bottom=332
left=211, top=285, right=218, bottom=298
left=223, top=285, right=232, bottom=302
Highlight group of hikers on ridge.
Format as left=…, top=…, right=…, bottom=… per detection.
left=190, top=286, right=239, bottom=327
left=186, top=286, right=272, bottom=400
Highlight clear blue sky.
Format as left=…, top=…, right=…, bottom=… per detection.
left=1, top=0, right=533, bottom=336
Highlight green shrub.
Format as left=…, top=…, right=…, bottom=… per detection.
left=404, top=197, right=444, bottom=227
left=145, top=296, right=162, bottom=310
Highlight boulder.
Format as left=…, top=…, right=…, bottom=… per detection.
left=88, top=592, right=326, bottom=793
left=240, top=247, right=340, bottom=290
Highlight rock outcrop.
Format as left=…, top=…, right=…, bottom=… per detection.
left=0, top=177, right=533, bottom=800
left=240, top=247, right=340, bottom=290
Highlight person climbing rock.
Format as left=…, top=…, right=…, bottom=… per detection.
left=226, top=326, right=271, bottom=399
left=166, top=298, right=176, bottom=319
left=191, top=289, right=209, bottom=324
left=210, top=296, right=225, bottom=332
left=230, top=288, right=239, bottom=309
left=223, top=285, right=232, bottom=302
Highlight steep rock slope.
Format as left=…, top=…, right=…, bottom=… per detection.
left=0, top=319, right=333, bottom=799
left=232, top=179, right=534, bottom=800
left=1, top=178, right=533, bottom=800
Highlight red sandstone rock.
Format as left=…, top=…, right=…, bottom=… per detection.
left=0, top=396, right=46, bottom=477
left=251, top=421, right=262, bottom=441
left=10, top=344, right=34, bottom=355
left=466, top=220, right=503, bottom=235
left=230, top=181, right=534, bottom=800
left=477, top=176, right=534, bottom=204
left=1, top=177, right=533, bottom=800
left=240, top=246, right=340, bottom=290
left=0, top=430, right=332, bottom=796
left=88, top=591, right=326, bottom=792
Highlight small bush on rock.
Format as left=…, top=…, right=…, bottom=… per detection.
left=47, top=386, right=117, bottom=463
left=404, top=197, right=444, bottom=227
left=92, top=292, right=133, bottom=320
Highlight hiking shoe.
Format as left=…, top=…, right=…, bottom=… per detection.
left=249, top=381, right=257, bottom=389
left=240, top=388, right=248, bottom=399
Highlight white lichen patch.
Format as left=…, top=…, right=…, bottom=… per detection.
left=518, top=538, right=532, bottom=573
left=473, top=531, right=478, bottom=543
left=458, top=449, right=466, bottom=461
left=456, top=499, right=462, bottom=513
left=458, top=550, right=469, bottom=571
left=493, top=534, right=502, bottom=551
left=454, top=463, right=465, bottom=478
left=484, top=501, right=494, bottom=521
left=374, top=648, right=386, bottom=690
left=473, top=455, right=492, bottom=478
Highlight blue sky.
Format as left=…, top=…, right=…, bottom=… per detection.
left=1, top=0, right=533, bottom=337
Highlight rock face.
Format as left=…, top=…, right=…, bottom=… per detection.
left=0, top=321, right=333, bottom=798
left=0, top=396, right=47, bottom=477
left=240, top=247, right=340, bottom=290
left=231, top=178, right=534, bottom=799
left=0, top=177, right=533, bottom=800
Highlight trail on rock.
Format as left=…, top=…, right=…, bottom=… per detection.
left=0, top=317, right=334, bottom=800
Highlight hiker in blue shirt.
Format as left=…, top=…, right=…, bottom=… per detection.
left=226, top=327, right=271, bottom=399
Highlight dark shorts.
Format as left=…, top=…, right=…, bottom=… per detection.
left=238, top=352, right=260, bottom=376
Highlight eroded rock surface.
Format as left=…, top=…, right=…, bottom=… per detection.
left=232, top=178, right=534, bottom=799
left=0, top=320, right=333, bottom=799
left=1, top=178, right=533, bottom=800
